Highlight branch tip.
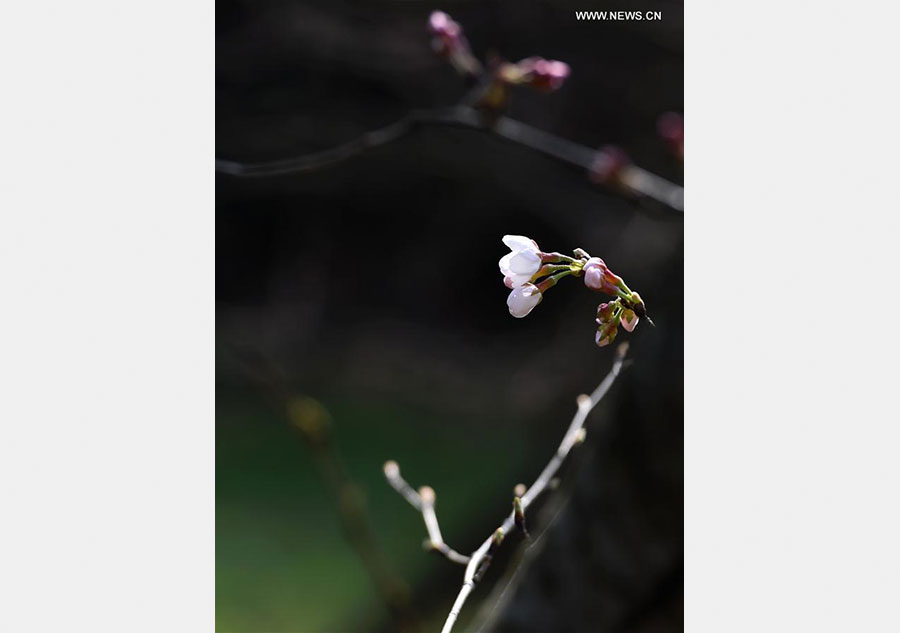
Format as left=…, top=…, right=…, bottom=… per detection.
left=383, top=460, right=400, bottom=479
left=419, top=486, right=436, bottom=505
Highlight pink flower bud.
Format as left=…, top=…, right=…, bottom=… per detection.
left=589, top=145, right=630, bottom=186
left=596, top=301, right=616, bottom=322
left=515, top=57, right=570, bottom=92
left=427, top=11, right=461, bottom=51
left=507, top=283, right=542, bottom=318
left=657, top=112, right=684, bottom=159
left=583, top=258, right=607, bottom=291
left=427, top=11, right=481, bottom=77
left=583, top=257, right=622, bottom=294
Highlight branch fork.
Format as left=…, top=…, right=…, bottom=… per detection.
left=384, top=343, right=630, bottom=633
left=383, top=461, right=471, bottom=565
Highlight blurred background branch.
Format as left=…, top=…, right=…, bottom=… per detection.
left=216, top=105, right=683, bottom=211
left=226, top=347, right=421, bottom=633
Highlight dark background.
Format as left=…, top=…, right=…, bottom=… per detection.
left=216, top=1, right=683, bottom=631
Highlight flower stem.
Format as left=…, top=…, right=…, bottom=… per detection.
left=535, top=270, right=572, bottom=293
left=541, top=251, right=578, bottom=265
left=531, top=264, right=575, bottom=283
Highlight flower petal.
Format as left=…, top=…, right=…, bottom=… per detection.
left=505, top=272, right=532, bottom=288
left=620, top=309, right=639, bottom=332
left=508, top=250, right=541, bottom=275
left=507, top=284, right=542, bottom=318
left=502, top=234, right=539, bottom=254
left=498, top=252, right=516, bottom=276
left=583, top=266, right=604, bottom=290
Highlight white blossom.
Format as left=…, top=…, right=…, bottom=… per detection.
left=507, top=283, right=542, bottom=318
left=498, top=235, right=542, bottom=288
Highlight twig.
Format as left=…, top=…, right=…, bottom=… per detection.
left=384, top=461, right=471, bottom=565
left=215, top=106, right=684, bottom=211
left=473, top=430, right=600, bottom=631
left=222, top=346, right=421, bottom=632
left=385, top=343, right=630, bottom=633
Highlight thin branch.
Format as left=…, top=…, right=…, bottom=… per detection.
left=473, top=430, right=601, bottom=631
left=385, top=343, right=629, bottom=633
left=384, top=461, right=471, bottom=565
left=439, top=342, right=629, bottom=633
left=620, top=164, right=685, bottom=213
left=216, top=106, right=683, bottom=212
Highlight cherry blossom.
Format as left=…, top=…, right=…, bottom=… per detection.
left=498, top=234, right=542, bottom=288
left=507, top=283, right=543, bottom=318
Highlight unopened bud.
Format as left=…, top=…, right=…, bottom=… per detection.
left=505, top=56, right=571, bottom=92
left=288, top=397, right=330, bottom=444
left=658, top=112, right=684, bottom=143
left=383, top=460, right=400, bottom=479
left=657, top=112, right=684, bottom=160
left=513, top=496, right=525, bottom=519
left=513, top=496, right=529, bottom=539
left=583, top=257, right=608, bottom=291
left=418, top=486, right=436, bottom=505
left=589, top=145, right=631, bottom=188
left=427, top=11, right=461, bottom=48
left=427, top=11, right=480, bottom=77
left=584, top=258, right=623, bottom=294
left=597, top=301, right=616, bottom=322
left=574, top=428, right=587, bottom=445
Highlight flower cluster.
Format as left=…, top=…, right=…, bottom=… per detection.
left=499, top=235, right=649, bottom=346
left=427, top=11, right=570, bottom=114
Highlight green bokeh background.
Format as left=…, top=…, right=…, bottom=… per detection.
left=216, top=384, right=534, bottom=632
